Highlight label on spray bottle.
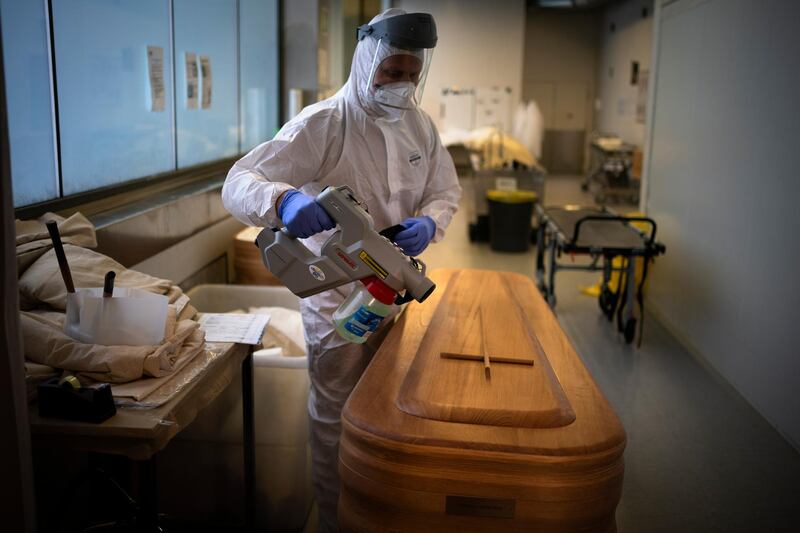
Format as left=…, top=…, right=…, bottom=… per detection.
left=343, top=306, right=385, bottom=337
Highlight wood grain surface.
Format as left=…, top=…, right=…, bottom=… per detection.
left=339, top=269, right=626, bottom=532
left=234, top=227, right=282, bottom=285
left=397, top=269, right=575, bottom=429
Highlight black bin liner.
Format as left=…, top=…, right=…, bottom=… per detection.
left=487, top=189, right=537, bottom=252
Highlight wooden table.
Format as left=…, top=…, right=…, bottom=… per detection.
left=29, top=342, right=256, bottom=532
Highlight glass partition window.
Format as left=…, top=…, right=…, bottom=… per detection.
left=53, top=0, right=175, bottom=195
left=173, top=0, right=238, bottom=168
left=2, top=0, right=280, bottom=208
left=0, top=0, right=58, bottom=206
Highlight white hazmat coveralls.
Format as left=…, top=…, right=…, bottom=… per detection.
left=222, top=8, right=461, bottom=531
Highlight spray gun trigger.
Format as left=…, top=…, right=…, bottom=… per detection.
left=379, top=224, right=406, bottom=242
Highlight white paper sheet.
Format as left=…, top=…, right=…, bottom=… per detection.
left=147, top=45, right=165, bottom=112
left=185, top=52, right=199, bottom=109
left=198, top=313, right=270, bottom=345
left=200, top=55, right=212, bottom=109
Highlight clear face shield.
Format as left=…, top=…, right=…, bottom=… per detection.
left=357, top=12, right=437, bottom=111
left=366, top=39, right=433, bottom=110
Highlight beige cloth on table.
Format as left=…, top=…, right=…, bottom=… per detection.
left=19, top=245, right=173, bottom=311
left=109, top=329, right=208, bottom=403
left=16, top=212, right=97, bottom=274
left=16, top=214, right=196, bottom=318
left=21, top=307, right=203, bottom=383
left=16, top=211, right=203, bottom=390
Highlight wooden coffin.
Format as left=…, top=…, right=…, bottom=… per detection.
left=234, top=227, right=282, bottom=285
left=339, top=269, right=625, bottom=532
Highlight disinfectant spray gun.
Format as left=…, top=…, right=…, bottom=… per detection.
left=255, top=185, right=436, bottom=343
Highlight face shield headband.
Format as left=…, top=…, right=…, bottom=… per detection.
left=357, top=13, right=438, bottom=50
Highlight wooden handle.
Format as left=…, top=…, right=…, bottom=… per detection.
left=103, top=271, right=116, bottom=298
left=46, top=220, right=75, bottom=293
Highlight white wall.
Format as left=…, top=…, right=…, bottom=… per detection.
left=596, top=0, right=653, bottom=146
left=646, top=0, right=800, bottom=447
left=394, top=0, right=526, bottom=131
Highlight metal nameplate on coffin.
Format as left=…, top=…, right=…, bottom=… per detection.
left=445, top=495, right=516, bottom=519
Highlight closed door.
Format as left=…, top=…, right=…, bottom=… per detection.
left=525, top=81, right=588, bottom=172
left=554, top=81, right=587, bottom=131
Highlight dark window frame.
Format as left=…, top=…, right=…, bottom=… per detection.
left=13, top=156, right=240, bottom=220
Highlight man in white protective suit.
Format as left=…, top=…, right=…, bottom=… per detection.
left=222, top=8, right=461, bottom=531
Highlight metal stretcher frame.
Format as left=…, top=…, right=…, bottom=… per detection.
left=535, top=204, right=666, bottom=344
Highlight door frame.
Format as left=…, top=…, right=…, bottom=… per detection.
left=0, top=8, right=38, bottom=532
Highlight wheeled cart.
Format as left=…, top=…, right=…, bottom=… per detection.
left=535, top=205, right=666, bottom=344
left=582, top=138, right=638, bottom=204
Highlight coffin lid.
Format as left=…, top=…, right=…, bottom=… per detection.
left=343, top=269, right=626, bottom=457
left=395, top=269, right=576, bottom=429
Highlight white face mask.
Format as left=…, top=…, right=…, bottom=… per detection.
left=376, top=104, right=407, bottom=122
left=373, top=81, right=416, bottom=110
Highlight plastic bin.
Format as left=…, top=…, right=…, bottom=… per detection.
left=157, top=284, right=312, bottom=531
left=465, top=168, right=546, bottom=243
left=487, top=189, right=538, bottom=252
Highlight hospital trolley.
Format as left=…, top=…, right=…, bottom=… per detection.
left=535, top=205, right=666, bottom=344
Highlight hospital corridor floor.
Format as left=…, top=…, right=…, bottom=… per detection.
left=418, top=174, right=800, bottom=533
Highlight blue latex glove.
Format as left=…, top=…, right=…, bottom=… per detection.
left=394, top=216, right=436, bottom=256
left=278, top=190, right=335, bottom=238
